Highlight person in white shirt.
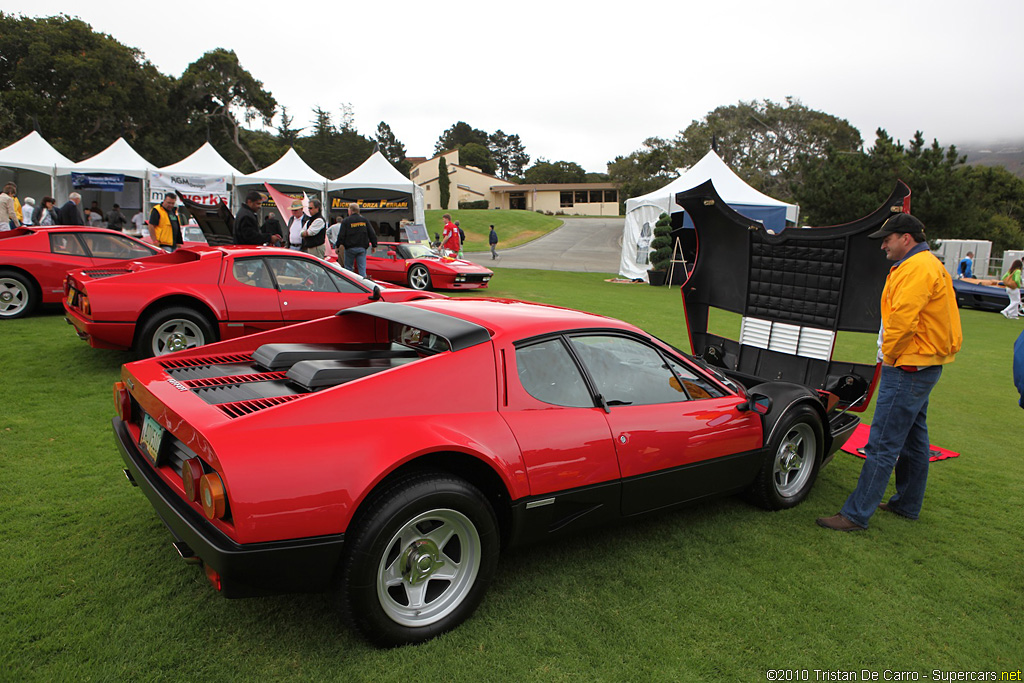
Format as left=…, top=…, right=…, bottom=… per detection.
left=287, top=200, right=304, bottom=249
left=130, top=211, right=146, bottom=236
left=22, top=197, right=35, bottom=225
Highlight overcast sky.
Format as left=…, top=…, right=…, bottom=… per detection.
left=7, top=0, right=1023, bottom=172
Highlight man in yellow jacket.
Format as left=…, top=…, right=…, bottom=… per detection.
left=818, top=213, right=962, bottom=531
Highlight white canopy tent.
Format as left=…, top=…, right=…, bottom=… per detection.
left=620, top=150, right=799, bottom=281
left=159, top=142, right=242, bottom=177
left=54, top=137, right=157, bottom=217
left=0, top=131, right=75, bottom=208
left=327, top=150, right=426, bottom=231
left=235, top=147, right=327, bottom=195
left=153, top=142, right=242, bottom=209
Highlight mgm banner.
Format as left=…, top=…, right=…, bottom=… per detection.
left=150, top=171, right=229, bottom=207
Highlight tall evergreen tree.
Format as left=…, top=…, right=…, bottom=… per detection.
left=438, top=156, right=451, bottom=210
left=489, top=130, right=530, bottom=180
left=375, top=121, right=410, bottom=176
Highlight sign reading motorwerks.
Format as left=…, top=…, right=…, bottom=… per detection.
left=330, top=197, right=409, bottom=211
left=150, top=171, right=229, bottom=206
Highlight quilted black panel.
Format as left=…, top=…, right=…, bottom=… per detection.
left=747, top=236, right=845, bottom=328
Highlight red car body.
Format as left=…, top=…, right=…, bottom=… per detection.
left=0, top=226, right=160, bottom=319
left=64, top=244, right=441, bottom=356
left=364, top=242, right=493, bottom=290
left=113, top=297, right=859, bottom=646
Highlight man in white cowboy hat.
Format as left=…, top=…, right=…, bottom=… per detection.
left=287, top=199, right=304, bottom=250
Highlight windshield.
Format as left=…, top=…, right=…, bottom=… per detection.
left=402, top=244, right=438, bottom=259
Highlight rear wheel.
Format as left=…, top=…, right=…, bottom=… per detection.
left=340, top=471, right=499, bottom=647
left=0, top=270, right=36, bottom=319
left=407, top=264, right=432, bottom=291
left=136, top=306, right=216, bottom=357
left=748, top=405, right=823, bottom=510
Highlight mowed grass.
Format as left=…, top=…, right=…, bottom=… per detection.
left=423, top=209, right=562, bottom=251
left=1, top=275, right=1022, bottom=681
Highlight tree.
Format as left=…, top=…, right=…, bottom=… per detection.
left=434, top=121, right=489, bottom=155
left=607, top=137, right=678, bottom=208
left=458, top=142, right=497, bottom=175
left=375, top=121, right=410, bottom=176
left=524, top=159, right=587, bottom=184
left=0, top=13, right=179, bottom=162
left=438, top=156, right=451, bottom=210
left=489, top=130, right=530, bottom=180
left=276, top=106, right=302, bottom=146
left=297, top=107, right=375, bottom=179
left=177, top=48, right=277, bottom=171
left=672, top=98, right=863, bottom=201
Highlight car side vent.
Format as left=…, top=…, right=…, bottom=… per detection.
left=159, top=354, right=255, bottom=370
left=217, top=394, right=302, bottom=418
left=80, top=267, right=132, bottom=278
left=183, top=372, right=288, bottom=389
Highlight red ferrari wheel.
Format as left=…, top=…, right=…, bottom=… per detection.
left=748, top=405, right=823, bottom=510
left=340, top=471, right=498, bottom=647
left=137, top=306, right=216, bottom=357
left=407, top=264, right=432, bottom=291
left=0, top=269, right=36, bottom=319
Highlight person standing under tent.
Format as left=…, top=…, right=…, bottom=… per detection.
left=148, top=193, right=183, bottom=250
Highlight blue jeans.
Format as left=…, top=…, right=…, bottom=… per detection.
left=344, top=247, right=367, bottom=277
left=840, top=365, right=942, bottom=527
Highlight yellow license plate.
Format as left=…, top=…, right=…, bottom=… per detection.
left=66, top=289, right=76, bottom=306
left=140, top=414, right=165, bottom=465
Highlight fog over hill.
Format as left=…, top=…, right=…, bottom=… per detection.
left=955, top=139, right=1024, bottom=177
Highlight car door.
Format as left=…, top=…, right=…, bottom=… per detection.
left=265, top=255, right=372, bottom=322
left=219, top=256, right=285, bottom=336
left=365, top=244, right=405, bottom=284
left=501, top=337, right=621, bottom=497
left=566, top=334, right=763, bottom=516
left=78, top=232, right=160, bottom=261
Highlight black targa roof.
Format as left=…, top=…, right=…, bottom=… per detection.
left=676, top=180, right=911, bottom=406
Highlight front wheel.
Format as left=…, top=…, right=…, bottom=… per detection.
left=0, top=270, right=37, bottom=319
left=407, top=264, right=432, bottom=291
left=136, top=306, right=216, bottom=357
left=748, top=404, right=823, bottom=510
left=340, top=472, right=499, bottom=647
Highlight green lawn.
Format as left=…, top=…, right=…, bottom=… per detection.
left=1, top=275, right=1021, bottom=681
left=423, top=209, right=562, bottom=251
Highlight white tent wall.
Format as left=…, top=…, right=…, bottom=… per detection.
left=619, top=150, right=799, bottom=281
left=0, top=131, right=76, bottom=204
left=0, top=168, right=51, bottom=212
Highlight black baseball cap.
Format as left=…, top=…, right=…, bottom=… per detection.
left=869, top=213, right=926, bottom=239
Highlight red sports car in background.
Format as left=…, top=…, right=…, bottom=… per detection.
left=64, top=244, right=441, bottom=356
left=365, top=242, right=493, bottom=290
left=0, top=226, right=160, bottom=319
left=112, top=297, right=860, bottom=646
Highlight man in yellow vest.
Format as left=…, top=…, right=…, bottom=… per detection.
left=147, top=193, right=182, bottom=250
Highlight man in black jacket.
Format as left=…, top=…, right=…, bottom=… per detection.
left=335, top=202, right=377, bottom=277
left=57, top=192, right=84, bottom=226
left=234, top=191, right=281, bottom=246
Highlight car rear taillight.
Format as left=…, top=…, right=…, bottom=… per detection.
left=80, top=293, right=90, bottom=315
left=182, top=458, right=204, bottom=502
left=113, top=381, right=131, bottom=421
left=199, top=472, right=227, bottom=520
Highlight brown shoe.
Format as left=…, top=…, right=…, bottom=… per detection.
left=878, top=502, right=916, bottom=520
left=816, top=513, right=865, bottom=531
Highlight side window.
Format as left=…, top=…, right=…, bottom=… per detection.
left=370, top=244, right=392, bottom=258
left=232, top=258, right=274, bottom=289
left=665, top=358, right=724, bottom=400
left=267, top=257, right=340, bottom=292
left=80, top=233, right=156, bottom=260
left=327, top=268, right=368, bottom=293
left=516, top=338, right=593, bottom=408
left=49, top=233, right=87, bottom=256
left=569, top=335, right=690, bottom=406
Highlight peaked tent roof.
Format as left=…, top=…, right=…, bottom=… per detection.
left=159, top=142, right=243, bottom=177
left=236, top=148, right=327, bottom=191
left=327, top=150, right=414, bottom=193
left=0, top=131, right=75, bottom=175
left=56, top=137, right=156, bottom=177
left=625, top=149, right=798, bottom=222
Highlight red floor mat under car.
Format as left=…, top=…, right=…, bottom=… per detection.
left=840, top=423, right=960, bottom=462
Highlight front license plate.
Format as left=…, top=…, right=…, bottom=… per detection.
left=140, top=414, right=165, bottom=465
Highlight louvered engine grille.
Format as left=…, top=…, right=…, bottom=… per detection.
left=80, top=268, right=132, bottom=278
left=217, top=394, right=302, bottom=417
left=182, top=372, right=288, bottom=388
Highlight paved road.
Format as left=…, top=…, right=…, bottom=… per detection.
left=464, top=216, right=623, bottom=274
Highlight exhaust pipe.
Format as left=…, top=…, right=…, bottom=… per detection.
left=172, top=541, right=202, bottom=565
left=123, top=468, right=137, bottom=486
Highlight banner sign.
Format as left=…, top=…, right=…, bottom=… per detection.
left=149, top=190, right=229, bottom=207
left=72, top=172, right=124, bottom=191
left=150, top=171, right=229, bottom=207
left=404, top=223, right=429, bottom=242
left=330, top=197, right=410, bottom=211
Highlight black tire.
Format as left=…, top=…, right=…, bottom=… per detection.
left=0, top=269, right=37, bottom=319
left=136, top=306, right=216, bottom=357
left=407, top=264, right=432, bottom=291
left=748, top=404, right=823, bottom=510
left=340, top=471, right=499, bottom=647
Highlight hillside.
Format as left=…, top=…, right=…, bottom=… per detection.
left=957, top=140, right=1024, bottom=178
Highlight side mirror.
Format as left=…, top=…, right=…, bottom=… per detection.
left=387, top=250, right=397, bottom=259
left=369, top=285, right=382, bottom=301
left=737, top=393, right=772, bottom=415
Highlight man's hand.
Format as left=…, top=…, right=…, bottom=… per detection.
left=269, top=234, right=282, bottom=245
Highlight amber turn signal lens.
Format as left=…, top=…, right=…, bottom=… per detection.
left=113, top=381, right=131, bottom=421
left=199, top=472, right=227, bottom=520
left=182, top=458, right=204, bottom=502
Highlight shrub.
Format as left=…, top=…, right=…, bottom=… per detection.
left=458, top=200, right=489, bottom=210
left=649, top=212, right=673, bottom=271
